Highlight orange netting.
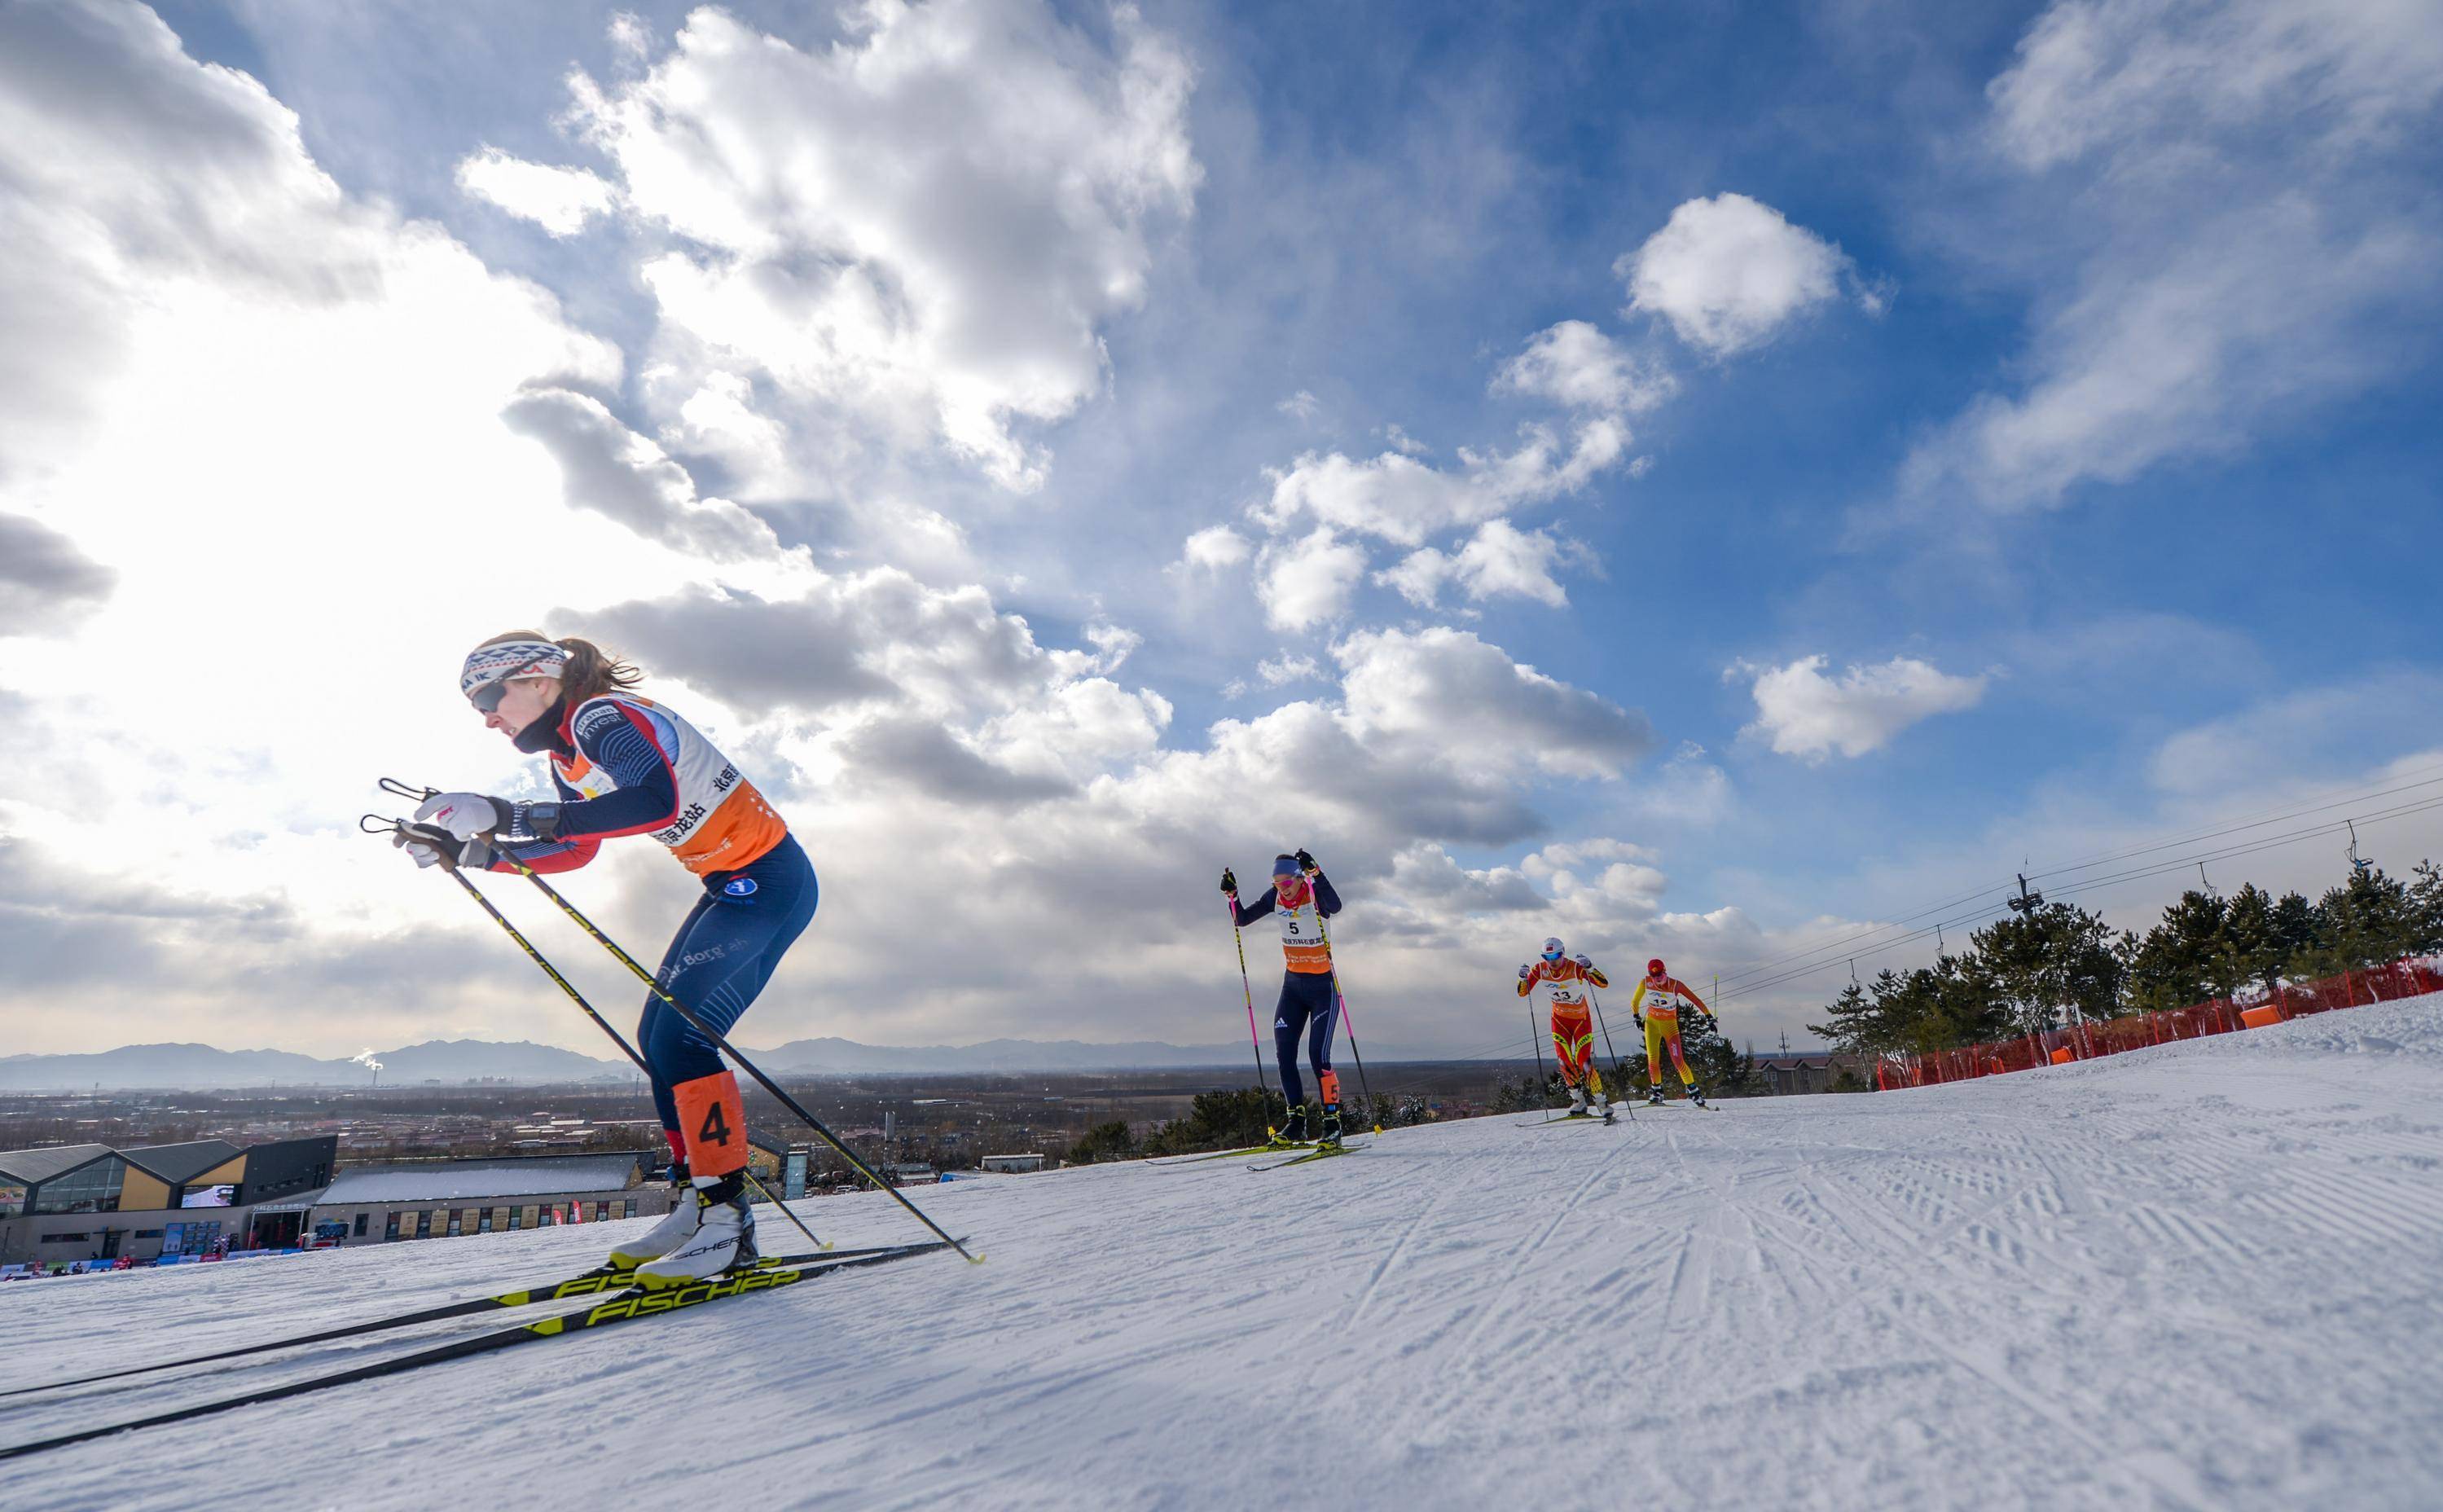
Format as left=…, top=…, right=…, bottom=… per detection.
left=1873, top=956, right=2443, bottom=1091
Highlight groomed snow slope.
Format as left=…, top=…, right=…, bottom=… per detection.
left=8, top=998, right=2443, bottom=1512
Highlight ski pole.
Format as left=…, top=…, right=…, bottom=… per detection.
left=1586, top=987, right=1635, bottom=1121
left=1307, top=890, right=1378, bottom=1132
left=1224, top=885, right=1279, bottom=1140
left=1590, top=986, right=1623, bottom=1070
left=493, top=852, right=975, bottom=1262
left=1527, top=996, right=1553, bottom=1109
left=374, top=783, right=973, bottom=1261
left=358, top=815, right=830, bottom=1255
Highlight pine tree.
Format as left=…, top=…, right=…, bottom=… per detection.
left=1806, top=978, right=1880, bottom=1056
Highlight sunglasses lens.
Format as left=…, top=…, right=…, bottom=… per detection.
left=470, top=683, right=506, bottom=714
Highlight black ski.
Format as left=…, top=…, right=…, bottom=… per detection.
left=1153, top=1140, right=1315, bottom=1167
left=0, top=1245, right=878, bottom=1401
left=0, top=1242, right=956, bottom=1461
left=1249, top=1141, right=1368, bottom=1171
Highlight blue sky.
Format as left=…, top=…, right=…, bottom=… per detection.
left=4, top=0, right=2439, bottom=1060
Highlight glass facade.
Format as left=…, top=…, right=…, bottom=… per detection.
left=33, top=1158, right=125, bottom=1215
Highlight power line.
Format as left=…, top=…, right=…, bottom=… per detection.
left=1712, top=765, right=2443, bottom=996
left=1716, top=790, right=2443, bottom=1008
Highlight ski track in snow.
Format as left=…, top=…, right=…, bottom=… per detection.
left=7, top=999, right=2443, bottom=1511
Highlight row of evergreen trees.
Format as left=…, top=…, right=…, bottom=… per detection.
left=1808, top=859, right=2443, bottom=1058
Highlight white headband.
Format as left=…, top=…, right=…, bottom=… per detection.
left=459, top=639, right=569, bottom=701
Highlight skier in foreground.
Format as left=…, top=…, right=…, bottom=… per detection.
left=395, top=632, right=815, bottom=1286
left=1222, top=850, right=1347, bottom=1146
left=1518, top=938, right=1613, bottom=1121
left=1630, top=957, right=1711, bottom=1106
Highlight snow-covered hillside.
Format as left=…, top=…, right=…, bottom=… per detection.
left=8, top=999, right=2443, bottom=1511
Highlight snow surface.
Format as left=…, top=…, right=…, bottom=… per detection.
left=7, top=997, right=2443, bottom=1511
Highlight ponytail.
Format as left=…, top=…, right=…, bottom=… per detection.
left=554, top=635, right=644, bottom=705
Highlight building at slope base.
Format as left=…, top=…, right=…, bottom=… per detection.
left=306, top=1152, right=671, bottom=1244
left=0, top=1136, right=336, bottom=1268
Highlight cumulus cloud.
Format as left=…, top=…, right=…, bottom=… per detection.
left=0, top=512, right=116, bottom=635
left=1620, top=193, right=1857, bottom=355
left=1255, top=526, right=1368, bottom=631
left=500, top=387, right=784, bottom=561
left=1175, top=524, right=1252, bottom=573
left=1337, top=626, right=1653, bottom=781
left=1738, top=654, right=1988, bottom=761
left=1257, top=653, right=1320, bottom=687
left=566, top=1, right=1200, bottom=494
left=1377, top=518, right=1572, bottom=609
left=454, top=147, right=617, bottom=236
left=1256, top=419, right=1626, bottom=548
left=1900, top=0, right=2442, bottom=513
left=1495, top=319, right=1675, bottom=414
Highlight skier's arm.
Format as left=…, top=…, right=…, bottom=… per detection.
left=487, top=770, right=601, bottom=874
left=1674, top=978, right=1711, bottom=1016
left=1232, top=887, right=1277, bottom=927
left=1310, top=869, right=1343, bottom=917
left=500, top=703, right=683, bottom=859
left=1628, top=980, right=1648, bottom=1023
left=1517, top=964, right=1538, bottom=997
left=1584, top=965, right=1610, bottom=989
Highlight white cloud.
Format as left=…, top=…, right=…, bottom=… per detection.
left=1377, top=518, right=1573, bottom=609
left=499, top=387, right=784, bottom=561
left=1900, top=0, right=2443, bottom=513
left=1254, top=527, right=1367, bottom=631
left=1257, top=653, right=1320, bottom=687
left=1276, top=389, right=1320, bottom=420
left=1175, top=524, right=1252, bottom=573
left=1257, top=419, right=1625, bottom=547
left=453, top=147, right=617, bottom=236
left=1739, top=654, right=1989, bottom=761
left=1496, top=319, right=1674, bottom=414
left=1620, top=193, right=1854, bottom=355
left=1337, top=626, right=1653, bottom=782
left=566, top=2, right=1200, bottom=494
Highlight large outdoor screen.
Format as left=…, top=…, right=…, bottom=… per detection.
left=180, top=1184, right=235, bottom=1208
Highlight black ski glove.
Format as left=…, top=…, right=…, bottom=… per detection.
left=1294, top=847, right=1318, bottom=874
left=1219, top=867, right=1238, bottom=896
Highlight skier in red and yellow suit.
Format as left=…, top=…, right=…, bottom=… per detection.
left=1630, top=959, right=1711, bottom=1106
left=1518, top=938, right=1612, bottom=1119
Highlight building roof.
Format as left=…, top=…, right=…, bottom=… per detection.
left=316, top=1154, right=645, bottom=1205
left=121, top=1139, right=243, bottom=1185
left=0, top=1143, right=114, bottom=1186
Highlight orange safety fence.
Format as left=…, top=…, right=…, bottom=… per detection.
left=1874, top=956, right=2443, bottom=1092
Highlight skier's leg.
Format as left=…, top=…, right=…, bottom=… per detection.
left=1664, top=1023, right=1695, bottom=1086
left=1644, top=1013, right=1669, bottom=1100
left=624, top=840, right=819, bottom=1282
left=1309, top=980, right=1343, bottom=1141
left=637, top=891, right=720, bottom=1161
left=1275, top=981, right=1311, bottom=1133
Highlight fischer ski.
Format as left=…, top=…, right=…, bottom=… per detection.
left=1154, top=1140, right=1315, bottom=1167
left=1250, top=1141, right=1369, bottom=1171
left=0, top=1241, right=959, bottom=1463
left=1, top=1245, right=880, bottom=1401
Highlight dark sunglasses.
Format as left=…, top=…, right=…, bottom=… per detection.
left=469, top=681, right=512, bottom=714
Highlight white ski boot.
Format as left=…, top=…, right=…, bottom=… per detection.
left=1593, top=1092, right=1615, bottom=1125
left=1689, top=1084, right=1708, bottom=1108
left=606, top=1185, right=701, bottom=1271
left=634, top=1176, right=757, bottom=1290
left=1566, top=1085, right=1588, bottom=1118
left=1646, top=1084, right=1667, bottom=1106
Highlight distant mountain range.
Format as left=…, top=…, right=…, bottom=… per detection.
left=0, top=1035, right=1430, bottom=1090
